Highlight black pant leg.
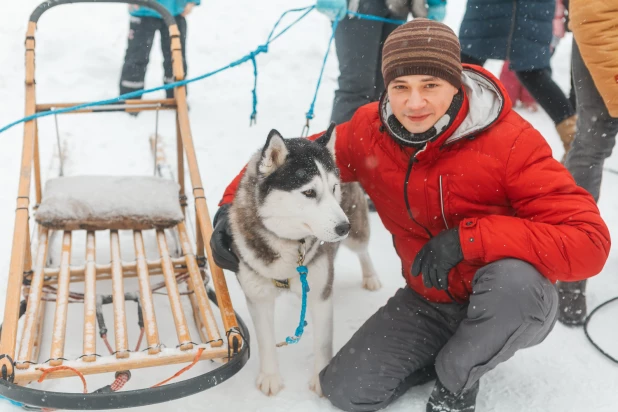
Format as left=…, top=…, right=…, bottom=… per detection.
left=119, top=16, right=158, bottom=97
left=515, top=69, right=576, bottom=124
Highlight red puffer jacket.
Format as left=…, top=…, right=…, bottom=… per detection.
left=220, top=65, right=610, bottom=303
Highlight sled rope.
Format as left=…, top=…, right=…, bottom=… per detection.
left=0, top=6, right=404, bottom=136
left=151, top=347, right=205, bottom=388
left=302, top=18, right=339, bottom=137
left=348, top=11, right=406, bottom=25
left=37, top=366, right=88, bottom=393
left=277, top=242, right=310, bottom=347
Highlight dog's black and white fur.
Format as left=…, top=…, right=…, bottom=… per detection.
left=228, top=125, right=380, bottom=396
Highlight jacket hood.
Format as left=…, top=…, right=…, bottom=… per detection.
left=380, top=64, right=512, bottom=147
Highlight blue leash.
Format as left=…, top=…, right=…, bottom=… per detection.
left=276, top=241, right=312, bottom=347
left=276, top=265, right=310, bottom=347
left=0, top=6, right=404, bottom=137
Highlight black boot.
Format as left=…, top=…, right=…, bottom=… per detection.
left=557, top=280, right=587, bottom=326
left=426, top=378, right=479, bottom=412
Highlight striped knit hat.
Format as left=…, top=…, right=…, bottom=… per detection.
left=382, top=19, right=462, bottom=89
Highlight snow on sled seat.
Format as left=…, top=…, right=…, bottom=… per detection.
left=35, top=176, right=184, bottom=230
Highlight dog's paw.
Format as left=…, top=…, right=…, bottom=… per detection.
left=256, top=372, right=284, bottom=396
left=362, top=275, right=382, bottom=291
left=309, top=374, right=323, bottom=397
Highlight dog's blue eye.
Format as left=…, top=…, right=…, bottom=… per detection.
left=302, top=189, right=317, bottom=198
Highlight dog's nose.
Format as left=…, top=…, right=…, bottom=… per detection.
left=335, top=222, right=351, bottom=237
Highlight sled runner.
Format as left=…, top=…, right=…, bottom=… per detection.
left=0, top=1, right=249, bottom=409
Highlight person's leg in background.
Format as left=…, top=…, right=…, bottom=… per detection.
left=331, top=1, right=406, bottom=211
left=119, top=16, right=158, bottom=98
left=559, top=41, right=618, bottom=326
left=515, top=68, right=576, bottom=161
left=371, top=10, right=402, bottom=102
left=160, top=15, right=188, bottom=99
left=330, top=0, right=403, bottom=125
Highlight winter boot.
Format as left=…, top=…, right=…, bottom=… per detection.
left=426, top=378, right=479, bottom=412
left=556, top=114, right=577, bottom=163
left=557, top=279, right=588, bottom=326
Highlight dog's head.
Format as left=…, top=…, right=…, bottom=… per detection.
left=256, top=123, right=350, bottom=243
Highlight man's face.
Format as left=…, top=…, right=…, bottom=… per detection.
left=387, top=75, right=459, bottom=134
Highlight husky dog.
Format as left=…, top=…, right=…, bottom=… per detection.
left=228, top=124, right=381, bottom=396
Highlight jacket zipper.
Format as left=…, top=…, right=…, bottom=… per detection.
left=404, top=151, right=433, bottom=239
left=505, top=0, right=517, bottom=60
left=439, top=175, right=449, bottom=229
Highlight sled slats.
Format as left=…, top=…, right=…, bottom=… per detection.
left=49, top=231, right=72, bottom=366
left=110, top=231, right=129, bottom=359
left=186, top=277, right=208, bottom=344
left=31, top=299, right=46, bottom=367
left=133, top=231, right=161, bottom=355
left=177, top=223, right=221, bottom=346
left=156, top=230, right=193, bottom=351
left=82, top=231, right=97, bottom=362
left=13, top=345, right=228, bottom=384
left=42, top=257, right=186, bottom=279
left=36, top=98, right=177, bottom=114
left=16, top=229, right=49, bottom=369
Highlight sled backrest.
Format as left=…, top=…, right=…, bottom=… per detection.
left=0, top=0, right=242, bottom=370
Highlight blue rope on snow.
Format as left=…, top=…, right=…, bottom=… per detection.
left=0, top=5, right=405, bottom=137
left=302, top=18, right=339, bottom=136
left=277, top=265, right=310, bottom=347
left=301, top=10, right=405, bottom=135
left=0, top=6, right=315, bottom=136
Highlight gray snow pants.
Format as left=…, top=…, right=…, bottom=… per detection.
left=319, top=259, right=558, bottom=412
left=565, top=41, right=618, bottom=202
left=330, top=0, right=407, bottom=124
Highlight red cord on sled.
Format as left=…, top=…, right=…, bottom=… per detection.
left=37, top=366, right=88, bottom=393
left=151, top=347, right=204, bottom=388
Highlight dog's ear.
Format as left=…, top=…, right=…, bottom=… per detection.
left=315, top=122, right=337, bottom=154
left=259, top=129, right=289, bottom=176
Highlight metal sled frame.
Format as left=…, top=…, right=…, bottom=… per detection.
left=0, top=1, right=249, bottom=409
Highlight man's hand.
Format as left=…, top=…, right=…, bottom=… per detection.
left=316, top=0, right=347, bottom=21
left=411, top=228, right=462, bottom=290
left=182, top=3, right=195, bottom=16
left=210, top=204, right=240, bottom=272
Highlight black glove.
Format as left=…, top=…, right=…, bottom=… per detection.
left=411, top=228, right=463, bottom=290
left=210, top=204, right=240, bottom=272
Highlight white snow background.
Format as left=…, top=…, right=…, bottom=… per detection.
left=0, top=1, right=617, bottom=411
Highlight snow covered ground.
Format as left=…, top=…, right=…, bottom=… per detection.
left=1, top=1, right=617, bottom=411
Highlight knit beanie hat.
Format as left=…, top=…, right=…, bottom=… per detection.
left=382, top=19, right=462, bottom=89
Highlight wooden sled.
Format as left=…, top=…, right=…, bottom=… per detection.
left=0, top=1, right=249, bottom=409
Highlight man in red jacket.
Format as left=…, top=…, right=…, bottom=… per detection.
left=210, top=19, right=610, bottom=412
